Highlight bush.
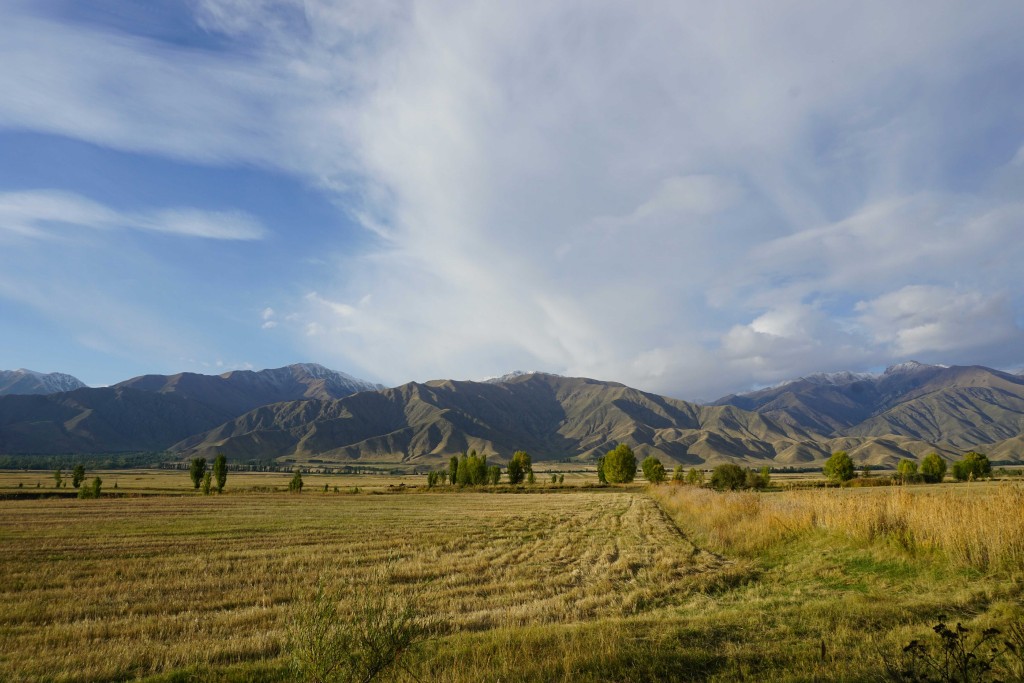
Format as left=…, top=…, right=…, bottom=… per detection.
left=488, top=465, right=501, bottom=486
left=596, top=455, right=607, bottom=484
left=641, top=456, right=666, bottom=484
left=672, top=465, right=685, bottom=483
left=288, top=570, right=430, bottom=683
left=603, top=444, right=637, bottom=484
left=710, top=464, right=747, bottom=491
left=685, top=468, right=705, bottom=486
left=920, top=452, right=947, bottom=483
left=823, top=451, right=855, bottom=484
left=77, top=476, right=102, bottom=499
left=953, top=451, right=991, bottom=481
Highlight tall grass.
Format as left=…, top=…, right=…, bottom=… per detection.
left=652, top=483, right=1024, bottom=572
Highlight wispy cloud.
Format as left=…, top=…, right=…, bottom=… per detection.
left=3, top=2, right=1023, bottom=396
left=0, top=190, right=267, bottom=240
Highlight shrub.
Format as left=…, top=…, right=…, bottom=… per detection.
left=289, top=469, right=304, bottom=493
left=72, top=464, right=86, bottom=489
left=53, top=469, right=62, bottom=488
left=641, top=456, right=666, bottom=484
left=488, top=465, right=501, bottom=486
left=823, top=451, right=855, bottom=483
left=596, top=455, right=607, bottom=484
left=189, top=457, right=207, bottom=489
left=685, top=467, right=705, bottom=486
left=77, top=476, right=102, bottom=499
left=603, top=444, right=637, bottom=484
left=288, top=570, right=430, bottom=683
left=201, top=471, right=212, bottom=495
left=527, top=470, right=535, bottom=485
left=953, top=451, right=991, bottom=481
left=558, top=474, right=564, bottom=484
left=550, top=472, right=558, bottom=484
left=672, top=465, right=685, bottom=483
left=920, top=453, right=947, bottom=483
left=710, top=464, right=747, bottom=491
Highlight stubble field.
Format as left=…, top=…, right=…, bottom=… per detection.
left=2, top=478, right=1023, bottom=681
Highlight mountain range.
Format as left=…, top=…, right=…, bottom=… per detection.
left=0, top=361, right=1021, bottom=466
left=0, top=369, right=86, bottom=396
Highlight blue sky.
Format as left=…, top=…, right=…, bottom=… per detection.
left=1, top=1, right=1023, bottom=400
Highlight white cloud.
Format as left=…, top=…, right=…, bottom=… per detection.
left=855, top=286, right=1024, bottom=358
left=0, top=190, right=266, bottom=240
left=4, top=2, right=1024, bottom=397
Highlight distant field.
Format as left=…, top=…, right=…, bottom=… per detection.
left=2, top=480, right=1023, bottom=681
left=0, top=468, right=601, bottom=496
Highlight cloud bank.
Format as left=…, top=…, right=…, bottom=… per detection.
left=3, top=1, right=1024, bottom=398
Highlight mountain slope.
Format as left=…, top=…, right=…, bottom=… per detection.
left=116, top=363, right=383, bottom=416
left=714, top=362, right=1024, bottom=450
left=0, top=369, right=86, bottom=396
left=173, top=373, right=829, bottom=464
left=0, top=387, right=233, bottom=454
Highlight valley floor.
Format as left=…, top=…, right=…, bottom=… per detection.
left=1, top=482, right=1022, bottom=681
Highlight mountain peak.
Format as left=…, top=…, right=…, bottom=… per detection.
left=482, top=370, right=563, bottom=384
left=883, top=360, right=946, bottom=375
left=0, top=369, right=87, bottom=395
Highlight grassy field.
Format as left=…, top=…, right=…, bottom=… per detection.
left=0, top=468, right=600, bottom=496
left=1, top=478, right=1023, bottom=681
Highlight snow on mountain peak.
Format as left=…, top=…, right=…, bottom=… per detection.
left=883, top=361, right=947, bottom=375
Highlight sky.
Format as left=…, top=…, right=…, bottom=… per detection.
left=1, top=0, right=1023, bottom=401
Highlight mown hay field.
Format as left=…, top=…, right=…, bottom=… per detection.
left=2, top=483, right=1023, bottom=681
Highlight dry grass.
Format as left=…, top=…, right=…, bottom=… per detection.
left=652, top=481, right=1024, bottom=571
left=0, top=468, right=601, bottom=496
left=3, top=480, right=1023, bottom=681
left=0, top=490, right=728, bottom=682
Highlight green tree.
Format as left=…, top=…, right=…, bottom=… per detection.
left=71, top=464, right=86, bottom=489
left=896, top=458, right=919, bottom=484
left=426, top=471, right=439, bottom=488
left=448, top=456, right=459, bottom=485
left=745, top=469, right=768, bottom=490
left=602, top=444, right=637, bottom=484
left=487, top=465, right=501, bottom=486
left=759, top=465, right=771, bottom=488
left=558, top=474, right=564, bottom=484
left=77, top=476, right=102, bottom=499
left=526, top=470, right=535, bottom=485
left=53, top=469, right=62, bottom=488
left=953, top=451, right=991, bottom=481
left=189, top=457, right=207, bottom=489
left=685, top=467, right=705, bottom=486
left=289, top=468, right=304, bottom=493
left=596, top=455, right=607, bottom=484
left=710, top=463, right=747, bottom=490
left=213, top=454, right=227, bottom=493
left=550, top=472, right=558, bottom=484
left=920, top=452, right=947, bottom=484
left=508, top=451, right=531, bottom=485
left=823, top=451, right=855, bottom=484
left=641, top=456, right=666, bottom=484
left=672, top=465, right=685, bottom=483
left=201, top=471, right=212, bottom=495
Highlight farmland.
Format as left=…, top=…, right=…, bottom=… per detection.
left=1, top=476, right=1023, bottom=681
